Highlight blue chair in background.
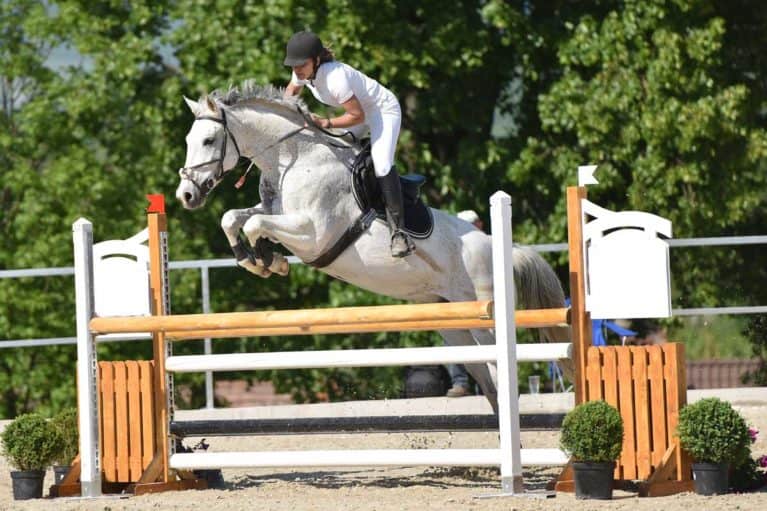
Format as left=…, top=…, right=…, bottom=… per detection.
left=549, top=299, right=638, bottom=391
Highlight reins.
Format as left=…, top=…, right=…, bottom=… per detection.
left=179, top=101, right=358, bottom=194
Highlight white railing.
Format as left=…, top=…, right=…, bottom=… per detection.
left=2, top=235, right=766, bottom=409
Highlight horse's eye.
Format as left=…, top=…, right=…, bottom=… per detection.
left=203, top=137, right=215, bottom=146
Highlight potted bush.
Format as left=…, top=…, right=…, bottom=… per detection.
left=50, top=407, right=79, bottom=484
left=676, top=397, right=750, bottom=495
left=560, top=400, right=623, bottom=499
left=0, top=413, right=62, bottom=500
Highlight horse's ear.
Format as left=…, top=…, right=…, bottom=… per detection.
left=205, top=95, right=218, bottom=114
left=183, top=96, right=201, bottom=116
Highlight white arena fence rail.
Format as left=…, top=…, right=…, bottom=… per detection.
left=1, top=235, right=766, bottom=409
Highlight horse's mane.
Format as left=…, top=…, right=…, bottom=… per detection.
left=203, top=80, right=308, bottom=112
left=202, top=79, right=359, bottom=149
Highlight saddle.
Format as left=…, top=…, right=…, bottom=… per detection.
left=350, top=143, right=434, bottom=239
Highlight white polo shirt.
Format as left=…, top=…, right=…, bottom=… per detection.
left=291, top=61, right=398, bottom=113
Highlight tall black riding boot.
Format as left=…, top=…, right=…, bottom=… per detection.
left=377, top=169, right=416, bottom=258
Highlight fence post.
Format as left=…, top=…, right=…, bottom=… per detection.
left=490, top=191, right=523, bottom=494
left=201, top=266, right=214, bottom=409
left=73, top=218, right=102, bottom=497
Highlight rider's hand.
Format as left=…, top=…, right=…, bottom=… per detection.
left=310, top=113, right=331, bottom=129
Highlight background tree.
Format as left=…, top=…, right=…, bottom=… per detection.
left=1, top=0, right=765, bottom=417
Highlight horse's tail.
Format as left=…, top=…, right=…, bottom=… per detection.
left=512, top=245, right=574, bottom=380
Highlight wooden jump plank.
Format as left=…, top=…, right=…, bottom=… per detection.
left=600, top=347, right=621, bottom=480
left=127, top=361, right=143, bottom=480
left=663, top=343, right=690, bottom=481
left=100, top=362, right=116, bottom=482
left=631, top=347, right=652, bottom=479
left=617, top=347, right=637, bottom=480
left=114, top=362, right=130, bottom=482
left=140, top=360, right=155, bottom=470
left=648, top=346, right=667, bottom=468
left=586, top=347, right=603, bottom=400
left=602, top=348, right=619, bottom=408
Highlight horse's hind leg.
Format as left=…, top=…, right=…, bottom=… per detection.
left=438, top=329, right=498, bottom=414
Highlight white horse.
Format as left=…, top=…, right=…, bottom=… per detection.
left=175, top=83, right=570, bottom=412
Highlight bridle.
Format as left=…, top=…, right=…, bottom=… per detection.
left=178, top=102, right=357, bottom=197
left=178, top=108, right=245, bottom=196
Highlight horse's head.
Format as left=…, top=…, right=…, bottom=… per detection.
left=176, top=96, right=241, bottom=209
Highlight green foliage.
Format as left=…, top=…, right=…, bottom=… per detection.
left=0, top=413, right=62, bottom=471
left=743, top=315, right=767, bottom=386
left=677, top=398, right=750, bottom=464
left=49, top=407, right=78, bottom=466
left=560, top=400, right=623, bottom=462
left=1, top=1, right=767, bottom=416
left=730, top=455, right=767, bottom=492
left=670, top=315, right=752, bottom=360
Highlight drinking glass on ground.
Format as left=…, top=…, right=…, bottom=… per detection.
left=528, top=375, right=541, bottom=394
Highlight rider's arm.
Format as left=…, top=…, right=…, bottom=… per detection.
left=284, top=81, right=303, bottom=99
left=316, top=95, right=365, bottom=129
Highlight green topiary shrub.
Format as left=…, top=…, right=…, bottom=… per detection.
left=50, top=408, right=79, bottom=466
left=676, top=398, right=750, bottom=464
left=560, top=400, right=624, bottom=462
left=1, top=413, right=62, bottom=471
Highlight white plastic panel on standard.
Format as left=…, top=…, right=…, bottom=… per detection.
left=582, top=200, right=672, bottom=319
left=92, top=229, right=151, bottom=317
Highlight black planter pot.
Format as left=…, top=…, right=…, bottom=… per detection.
left=53, top=465, right=71, bottom=485
left=10, top=470, right=45, bottom=500
left=572, top=461, right=615, bottom=500
left=403, top=366, right=449, bottom=398
left=692, top=462, right=730, bottom=495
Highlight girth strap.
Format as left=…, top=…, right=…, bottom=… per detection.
left=305, top=209, right=378, bottom=268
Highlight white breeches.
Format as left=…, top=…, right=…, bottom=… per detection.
left=347, top=102, right=402, bottom=177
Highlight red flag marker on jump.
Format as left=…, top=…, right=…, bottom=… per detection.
left=146, top=194, right=165, bottom=213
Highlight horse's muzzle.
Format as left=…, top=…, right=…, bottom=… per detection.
left=175, top=179, right=205, bottom=210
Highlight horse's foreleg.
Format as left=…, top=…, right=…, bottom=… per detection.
left=221, top=206, right=271, bottom=278
left=242, top=213, right=315, bottom=276
left=253, top=237, right=290, bottom=277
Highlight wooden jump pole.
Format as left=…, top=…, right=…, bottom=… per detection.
left=90, top=300, right=495, bottom=334
left=145, top=196, right=171, bottom=485
left=163, top=307, right=568, bottom=341
left=566, top=185, right=592, bottom=405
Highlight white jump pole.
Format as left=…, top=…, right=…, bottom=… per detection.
left=165, top=343, right=572, bottom=373
left=490, top=191, right=523, bottom=495
left=170, top=448, right=569, bottom=471
left=72, top=218, right=102, bottom=498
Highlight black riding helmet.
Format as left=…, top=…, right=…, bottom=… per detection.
left=284, top=31, right=323, bottom=66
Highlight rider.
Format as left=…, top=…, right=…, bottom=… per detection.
left=282, top=30, right=415, bottom=258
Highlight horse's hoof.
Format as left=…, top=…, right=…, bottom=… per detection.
left=237, top=260, right=272, bottom=278
left=272, top=259, right=289, bottom=276
left=250, top=267, right=272, bottom=278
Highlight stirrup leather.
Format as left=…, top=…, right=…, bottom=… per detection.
left=390, top=229, right=415, bottom=257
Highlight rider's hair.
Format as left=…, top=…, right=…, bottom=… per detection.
left=318, top=46, right=335, bottom=65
